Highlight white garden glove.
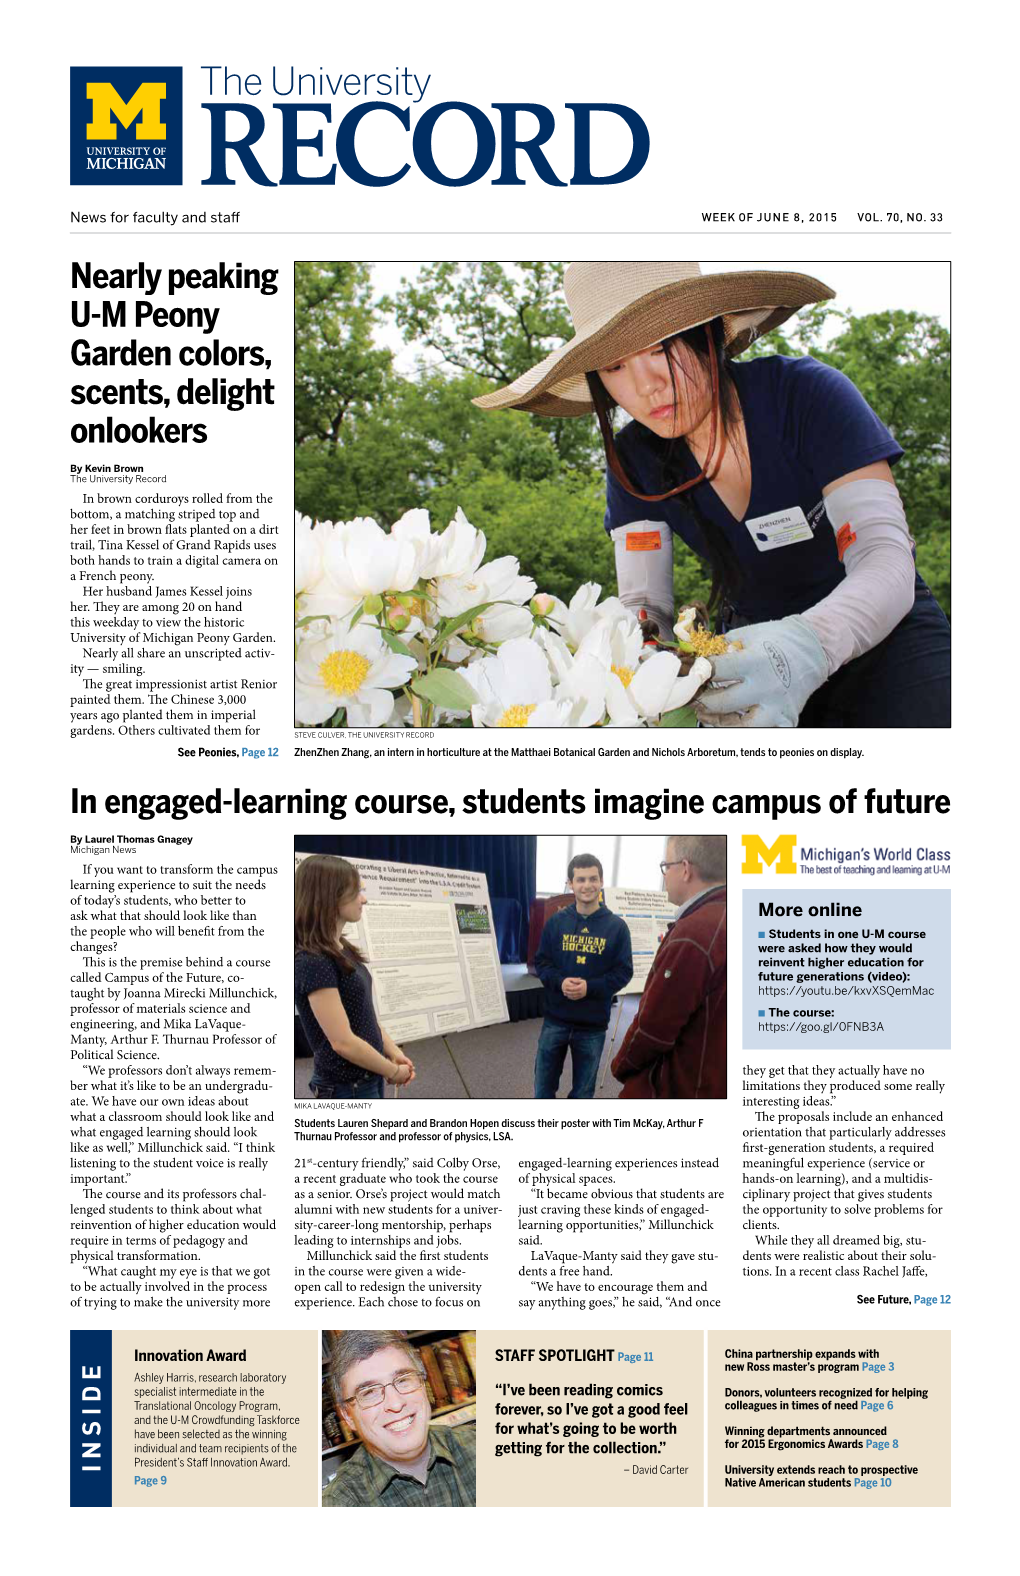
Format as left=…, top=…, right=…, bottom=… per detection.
left=694, top=614, right=829, bottom=728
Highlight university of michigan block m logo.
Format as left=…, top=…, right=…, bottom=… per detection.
left=70, top=67, right=182, bottom=185
left=741, top=834, right=797, bottom=874
left=86, top=81, right=167, bottom=141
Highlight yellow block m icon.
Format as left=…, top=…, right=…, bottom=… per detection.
left=741, top=834, right=797, bottom=874
left=86, top=82, right=166, bottom=141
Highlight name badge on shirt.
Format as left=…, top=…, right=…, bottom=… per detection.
left=744, top=505, right=813, bottom=553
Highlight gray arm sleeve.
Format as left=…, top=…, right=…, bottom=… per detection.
left=801, top=479, right=917, bottom=674
left=610, top=521, right=674, bottom=636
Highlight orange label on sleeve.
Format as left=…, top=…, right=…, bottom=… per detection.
left=836, top=522, right=856, bottom=561
left=625, top=530, right=662, bottom=551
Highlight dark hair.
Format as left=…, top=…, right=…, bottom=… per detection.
left=294, top=854, right=366, bottom=972
left=568, top=852, right=603, bottom=882
left=586, top=317, right=744, bottom=612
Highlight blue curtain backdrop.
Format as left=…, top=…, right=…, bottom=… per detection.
left=294, top=835, right=537, bottom=964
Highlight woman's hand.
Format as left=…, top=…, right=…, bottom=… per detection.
left=387, top=1062, right=414, bottom=1086
left=389, top=1047, right=416, bottom=1084
left=694, top=614, right=829, bottom=728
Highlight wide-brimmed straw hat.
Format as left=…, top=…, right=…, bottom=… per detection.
left=472, top=261, right=835, bottom=417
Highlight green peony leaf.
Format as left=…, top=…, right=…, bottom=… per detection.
left=657, top=706, right=699, bottom=729
left=433, top=600, right=498, bottom=645
left=411, top=669, right=478, bottom=712
left=377, top=626, right=414, bottom=657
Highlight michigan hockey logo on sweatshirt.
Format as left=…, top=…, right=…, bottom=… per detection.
left=561, top=926, right=608, bottom=967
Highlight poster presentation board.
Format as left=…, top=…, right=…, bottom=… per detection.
left=295, top=853, right=509, bottom=1043
left=602, top=887, right=676, bottom=993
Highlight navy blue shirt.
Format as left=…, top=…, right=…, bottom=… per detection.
left=535, top=904, right=634, bottom=1030
left=295, top=949, right=384, bottom=1091
left=604, top=355, right=904, bottom=623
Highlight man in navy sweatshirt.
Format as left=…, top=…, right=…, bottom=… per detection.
left=533, top=853, right=634, bottom=1098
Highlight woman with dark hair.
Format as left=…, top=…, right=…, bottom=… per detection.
left=295, top=854, right=415, bottom=1098
left=474, top=263, right=950, bottom=728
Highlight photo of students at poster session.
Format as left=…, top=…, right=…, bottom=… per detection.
left=294, top=835, right=726, bottom=1101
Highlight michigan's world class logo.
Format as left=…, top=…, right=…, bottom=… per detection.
left=70, top=67, right=182, bottom=184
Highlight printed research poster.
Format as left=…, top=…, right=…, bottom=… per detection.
left=296, top=852, right=508, bottom=1041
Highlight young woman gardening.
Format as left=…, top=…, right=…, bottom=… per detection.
left=295, top=854, right=415, bottom=1098
left=474, top=262, right=950, bottom=728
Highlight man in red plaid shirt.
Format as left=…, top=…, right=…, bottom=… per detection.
left=612, top=835, right=727, bottom=1099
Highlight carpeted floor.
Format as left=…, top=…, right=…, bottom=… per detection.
left=294, top=995, right=640, bottom=1101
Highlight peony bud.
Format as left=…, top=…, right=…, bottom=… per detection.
left=530, top=593, right=555, bottom=617
left=363, top=593, right=384, bottom=616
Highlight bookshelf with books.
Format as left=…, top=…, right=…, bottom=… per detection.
left=321, top=1330, right=477, bottom=1463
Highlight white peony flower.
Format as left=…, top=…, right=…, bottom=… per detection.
left=434, top=552, right=536, bottom=620
left=295, top=623, right=417, bottom=728
left=546, top=582, right=632, bottom=651
left=467, top=638, right=571, bottom=728
left=319, top=516, right=420, bottom=599
left=429, top=506, right=488, bottom=580
left=390, top=508, right=442, bottom=580
left=663, top=656, right=713, bottom=711
left=294, top=495, right=712, bottom=730
left=597, top=616, right=645, bottom=685
left=472, top=602, right=535, bottom=644
left=443, top=634, right=474, bottom=664
left=534, top=625, right=610, bottom=727
left=295, top=515, right=358, bottom=638
left=605, top=650, right=689, bottom=726
left=295, top=513, right=323, bottom=607
left=535, top=619, right=650, bottom=727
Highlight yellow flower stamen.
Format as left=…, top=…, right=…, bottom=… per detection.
left=687, top=629, right=741, bottom=657
left=496, top=703, right=537, bottom=727
left=319, top=649, right=372, bottom=697
left=612, top=664, right=636, bottom=687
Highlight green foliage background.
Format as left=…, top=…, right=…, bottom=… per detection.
left=295, top=263, right=950, bottom=618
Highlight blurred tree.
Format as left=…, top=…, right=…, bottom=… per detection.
left=425, top=471, right=612, bottom=599
left=384, top=261, right=601, bottom=471
left=385, top=260, right=570, bottom=382
left=294, top=261, right=393, bottom=445
left=295, top=369, right=563, bottom=524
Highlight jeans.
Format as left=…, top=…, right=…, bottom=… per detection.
left=534, top=1020, right=607, bottom=1099
left=312, top=1075, right=386, bottom=1099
